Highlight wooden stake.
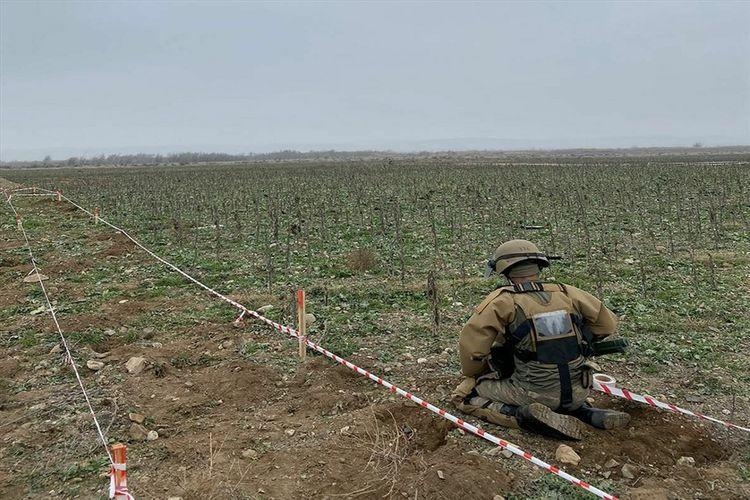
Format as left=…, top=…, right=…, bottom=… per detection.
left=111, top=443, right=128, bottom=500
left=94, top=206, right=100, bottom=224
left=16, top=215, right=22, bottom=230
left=56, top=190, right=62, bottom=202
left=296, top=289, right=306, bottom=360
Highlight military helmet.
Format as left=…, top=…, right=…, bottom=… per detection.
left=484, top=239, right=550, bottom=277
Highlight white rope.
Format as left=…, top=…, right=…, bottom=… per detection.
left=4, top=192, right=114, bottom=466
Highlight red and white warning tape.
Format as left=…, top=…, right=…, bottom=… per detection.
left=5, top=187, right=619, bottom=499
left=593, top=380, right=750, bottom=433
left=3, top=191, right=127, bottom=498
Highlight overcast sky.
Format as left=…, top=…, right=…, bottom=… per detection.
left=1, top=1, right=749, bottom=160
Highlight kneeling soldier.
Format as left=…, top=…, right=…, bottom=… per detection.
left=453, top=239, right=630, bottom=440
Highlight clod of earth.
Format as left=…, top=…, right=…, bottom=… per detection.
left=677, top=456, right=695, bottom=466
left=555, top=444, right=581, bottom=466
left=129, top=423, right=149, bottom=441
left=22, top=273, right=48, bottom=283
left=125, top=356, right=146, bottom=374
left=86, top=360, right=104, bottom=371
left=621, top=463, right=637, bottom=479
left=128, top=413, right=145, bottom=424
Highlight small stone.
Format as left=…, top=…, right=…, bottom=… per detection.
left=676, top=456, right=695, bottom=466
left=485, top=447, right=504, bottom=456
left=23, top=273, right=49, bottom=283
left=125, top=356, right=146, bottom=374
left=104, top=329, right=116, bottom=336
left=285, top=428, right=296, bottom=436
left=142, top=327, right=155, bottom=338
left=493, top=496, right=505, bottom=500
left=416, top=357, right=428, bottom=364
left=621, top=464, right=637, bottom=479
left=129, top=423, right=149, bottom=441
left=184, top=381, right=194, bottom=387
left=241, top=449, right=259, bottom=460
left=147, top=430, right=159, bottom=441
left=220, top=340, right=234, bottom=350
left=600, top=471, right=612, bottom=479
left=128, top=413, right=145, bottom=424
left=655, top=245, right=667, bottom=252
left=258, top=305, right=274, bottom=313
left=304, top=313, right=316, bottom=325
left=49, top=344, right=62, bottom=355
left=555, top=444, right=581, bottom=466
left=86, top=360, right=104, bottom=371
left=500, top=449, right=513, bottom=459
left=167, top=497, right=184, bottom=500
left=339, top=426, right=351, bottom=435
left=437, top=470, right=444, bottom=480
left=604, top=458, right=620, bottom=468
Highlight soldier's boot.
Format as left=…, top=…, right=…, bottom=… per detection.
left=515, top=403, right=586, bottom=441
left=569, top=402, right=631, bottom=430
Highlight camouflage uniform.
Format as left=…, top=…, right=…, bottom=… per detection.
left=452, top=240, right=628, bottom=436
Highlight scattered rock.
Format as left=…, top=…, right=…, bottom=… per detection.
left=304, top=313, right=316, bottom=325
left=220, top=340, right=234, bottom=350
left=604, top=458, right=620, bottom=468
left=493, top=496, right=505, bottom=500
left=128, top=413, right=145, bottom=424
left=655, top=245, right=667, bottom=252
left=23, top=273, right=49, bottom=283
left=676, top=456, right=695, bottom=466
left=104, top=329, right=116, bottom=336
left=416, top=357, right=428, bottom=364
left=685, top=395, right=705, bottom=403
left=90, top=350, right=108, bottom=359
left=49, top=344, right=62, bottom=355
left=129, top=423, right=149, bottom=441
left=436, top=470, right=444, bottom=480
left=555, top=444, right=581, bottom=466
left=621, top=464, right=637, bottom=479
left=339, top=426, right=351, bottom=435
left=485, top=447, right=505, bottom=456
left=184, top=381, right=194, bottom=387
left=86, top=360, right=104, bottom=371
left=167, top=497, right=184, bottom=500
left=285, top=428, right=296, bottom=436
left=600, top=470, right=612, bottom=479
left=142, top=327, right=155, bottom=339
left=500, top=449, right=513, bottom=459
left=147, top=430, right=159, bottom=441
left=258, top=305, right=273, bottom=313
left=125, top=356, right=146, bottom=375
left=241, top=449, right=259, bottom=460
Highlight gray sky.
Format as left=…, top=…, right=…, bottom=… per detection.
left=1, top=0, right=749, bottom=161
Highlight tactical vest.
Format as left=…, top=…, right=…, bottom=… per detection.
left=499, top=281, right=595, bottom=409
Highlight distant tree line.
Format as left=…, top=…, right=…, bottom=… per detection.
left=1, top=146, right=749, bottom=169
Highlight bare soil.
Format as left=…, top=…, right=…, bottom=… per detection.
left=1, top=196, right=748, bottom=500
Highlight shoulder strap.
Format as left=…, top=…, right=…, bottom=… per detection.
left=503, top=281, right=566, bottom=294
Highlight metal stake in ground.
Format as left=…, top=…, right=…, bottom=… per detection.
left=297, top=289, right=306, bottom=360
